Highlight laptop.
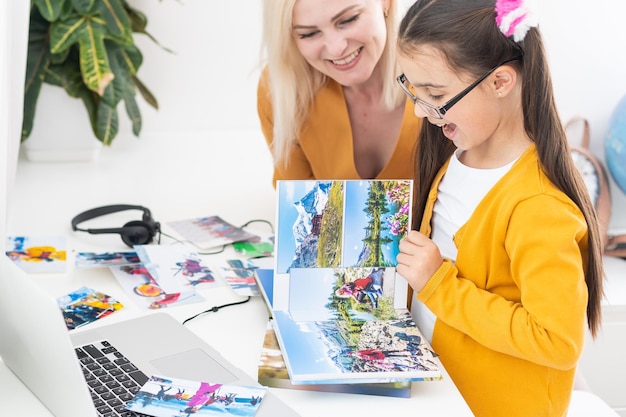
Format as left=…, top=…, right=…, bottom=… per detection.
left=0, top=255, right=300, bottom=417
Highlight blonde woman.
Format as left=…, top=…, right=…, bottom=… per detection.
left=258, top=0, right=421, bottom=184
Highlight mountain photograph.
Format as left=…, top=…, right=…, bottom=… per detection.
left=276, top=180, right=411, bottom=273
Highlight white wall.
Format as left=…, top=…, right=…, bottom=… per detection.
left=24, top=0, right=626, bottom=232
left=537, top=0, right=626, bottom=233
left=121, top=0, right=264, bottom=133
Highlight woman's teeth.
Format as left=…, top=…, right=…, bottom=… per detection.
left=332, top=48, right=361, bottom=65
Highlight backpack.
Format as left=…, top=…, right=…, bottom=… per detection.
left=566, top=116, right=625, bottom=258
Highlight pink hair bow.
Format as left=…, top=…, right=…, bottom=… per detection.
left=495, top=0, right=539, bottom=42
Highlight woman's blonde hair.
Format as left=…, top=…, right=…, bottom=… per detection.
left=260, top=0, right=405, bottom=167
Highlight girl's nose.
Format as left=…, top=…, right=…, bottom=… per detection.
left=412, top=103, right=429, bottom=119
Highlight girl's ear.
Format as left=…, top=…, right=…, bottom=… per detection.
left=492, top=64, right=518, bottom=98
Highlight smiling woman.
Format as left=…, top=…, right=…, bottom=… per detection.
left=257, top=0, right=422, bottom=185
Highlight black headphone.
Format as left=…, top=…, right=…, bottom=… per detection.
left=71, top=204, right=161, bottom=248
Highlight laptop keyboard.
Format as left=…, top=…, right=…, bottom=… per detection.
left=75, top=340, right=150, bottom=417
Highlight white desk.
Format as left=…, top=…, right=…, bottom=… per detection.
left=1, top=130, right=473, bottom=416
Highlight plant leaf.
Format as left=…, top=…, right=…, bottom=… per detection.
left=95, top=100, right=119, bottom=145
left=109, top=43, right=140, bottom=136
left=124, top=1, right=175, bottom=54
left=22, top=66, right=47, bottom=142
left=124, top=92, right=142, bottom=136
left=50, top=47, right=70, bottom=65
left=114, top=43, right=142, bottom=75
left=22, top=7, right=52, bottom=141
left=43, top=64, right=65, bottom=87
left=70, top=0, right=95, bottom=14
left=50, top=15, right=115, bottom=95
left=49, top=57, right=87, bottom=99
left=96, top=0, right=132, bottom=42
left=49, top=16, right=84, bottom=54
left=77, top=18, right=115, bottom=95
left=132, top=76, right=158, bottom=110
left=47, top=48, right=80, bottom=89
left=81, top=91, right=99, bottom=133
left=106, top=43, right=131, bottom=105
left=60, top=0, right=75, bottom=19
left=33, top=0, right=66, bottom=22
left=25, top=8, right=51, bottom=90
left=108, top=42, right=142, bottom=137
left=123, top=1, right=147, bottom=32
left=100, top=76, right=119, bottom=108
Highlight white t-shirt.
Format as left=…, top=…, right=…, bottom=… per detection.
left=412, top=151, right=516, bottom=343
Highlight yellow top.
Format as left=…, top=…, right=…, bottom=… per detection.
left=257, top=71, right=421, bottom=184
left=418, top=145, right=589, bottom=417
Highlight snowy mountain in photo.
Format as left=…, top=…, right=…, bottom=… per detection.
left=291, top=181, right=332, bottom=246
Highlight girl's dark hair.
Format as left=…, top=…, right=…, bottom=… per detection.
left=398, top=0, right=603, bottom=337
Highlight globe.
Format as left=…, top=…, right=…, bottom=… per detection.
left=605, top=93, right=626, bottom=195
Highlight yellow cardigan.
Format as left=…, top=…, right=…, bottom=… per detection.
left=257, top=71, right=420, bottom=183
left=418, top=145, right=589, bottom=417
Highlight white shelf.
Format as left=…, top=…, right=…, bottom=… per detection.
left=578, top=255, right=626, bottom=415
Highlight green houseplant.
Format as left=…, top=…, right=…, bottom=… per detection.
left=22, top=0, right=164, bottom=146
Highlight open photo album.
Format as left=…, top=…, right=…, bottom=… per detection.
left=267, top=180, right=441, bottom=385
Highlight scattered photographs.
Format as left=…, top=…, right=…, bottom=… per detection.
left=107, top=244, right=228, bottom=310
left=109, top=264, right=204, bottom=310
left=57, top=286, right=123, bottom=330
left=217, top=259, right=260, bottom=297
left=75, top=251, right=140, bottom=269
left=5, top=235, right=67, bottom=273
left=232, top=236, right=274, bottom=258
left=167, top=216, right=259, bottom=250
left=134, top=244, right=224, bottom=294
left=125, top=375, right=267, bottom=417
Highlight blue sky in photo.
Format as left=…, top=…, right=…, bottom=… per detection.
left=273, top=310, right=339, bottom=377
left=343, top=181, right=371, bottom=266
left=276, top=181, right=317, bottom=273
left=288, top=268, right=337, bottom=321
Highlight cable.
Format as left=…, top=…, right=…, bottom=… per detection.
left=182, top=296, right=251, bottom=325
left=197, top=245, right=226, bottom=255
left=158, top=230, right=180, bottom=242
left=240, top=219, right=274, bottom=235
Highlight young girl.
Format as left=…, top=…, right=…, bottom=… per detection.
left=394, top=1, right=604, bottom=416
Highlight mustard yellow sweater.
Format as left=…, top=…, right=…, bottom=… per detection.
left=418, top=145, right=589, bottom=417
left=257, top=72, right=421, bottom=183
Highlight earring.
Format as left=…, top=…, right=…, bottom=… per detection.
left=497, top=91, right=503, bottom=97
left=384, top=9, right=388, bottom=17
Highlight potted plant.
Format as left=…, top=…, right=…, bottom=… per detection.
left=22, top=0, right=165, bottom=147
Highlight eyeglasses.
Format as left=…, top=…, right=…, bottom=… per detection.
left=396, top=57, right=522, bottom=120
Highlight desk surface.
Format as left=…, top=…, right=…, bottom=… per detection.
left=1, top=131, right=473, bottom=416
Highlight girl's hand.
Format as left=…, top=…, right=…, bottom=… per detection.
left=396, top=230, right=444, bottom=293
